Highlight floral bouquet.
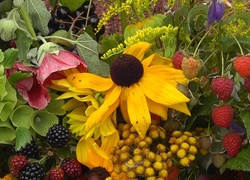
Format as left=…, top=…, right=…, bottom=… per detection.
left=0, top=0, right=250, bottom=179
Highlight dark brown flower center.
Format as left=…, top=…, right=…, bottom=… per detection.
left=110, top=54, right=144, bottom=87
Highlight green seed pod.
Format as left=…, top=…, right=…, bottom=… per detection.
left=0, top=18, right=17, bottom=41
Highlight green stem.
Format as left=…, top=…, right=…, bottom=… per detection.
left=120, top=0, right=127, bottom=34
left=220, top=50, right=224, bottom=76
left=230, top=32, right=244, bottom=55
left=193, top=30, right=210, bottom=57
left=43, top=35, right=76, bottom=44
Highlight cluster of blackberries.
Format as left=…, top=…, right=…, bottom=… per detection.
left=48, top=1, right=105, bottom=40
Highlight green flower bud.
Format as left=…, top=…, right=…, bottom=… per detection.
left=36, top=42, right=59, bottom=66
left=0, top=18, right=17, bottom=41
left=13, top=0, right=24, bottom=7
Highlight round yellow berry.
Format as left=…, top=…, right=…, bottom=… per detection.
left=172, top=131, right=182, bottom=137
left=177, top=149, right=186, bottom=159
left=170, top=144, right=179, bottom=153
left=179, top=157, right=190, bottom=167
left=189, top=145, right=198, bottom=155
left=180, top=142, right=189, bottom=151
left=187, top=137, right=197, bottom=145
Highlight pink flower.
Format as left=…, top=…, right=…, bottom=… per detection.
left=6, top=62, right=50, bottom=109
left=36, top=50, right=87, bottom=87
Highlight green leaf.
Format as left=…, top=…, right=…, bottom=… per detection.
left=24, top=0, right=50, bottom=35
left=221, top=146, right=250, bottom=171
left=3, top=48, right=18, bottom=69
left=0, top=120, right=15, bottom=144
left=76, top=32, right=110, bottom=77
left=0, top=49, right=4, bottom=63
left=30, top=110, right=59, bottom=136
left=240, top=110, right=250, bottom=140
left=0, top=0, right=13, bottom=17
left=10, top=105, right=34, bottom=129
left=45, top=93, right=66, bottom=116
left=14, top=29, right=32, bottom=61
left=15, top=126, right=32, bottom=150
left=8, top=71, right=33, bottom=85
left=59, top=0, right=85, bottom=12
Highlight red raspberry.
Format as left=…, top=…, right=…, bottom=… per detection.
left=211, top=105, right=234, bottom=128
left=211, top=77, right=234, bottom=100
left=49, top=167, right=64, bottom=180
left=61, top=158, right=82, bottom=178
left=167, top=166, right=180, bottom=180
left=172, top=51, right=186, bottom=69
left=181, top=57, right=202, bottom=79
left=244, top=77, right=250, bottom=93
left=222, top=133, right=242, bottom=157
left=10, top=155, right=28, bottom=177
left=233, top=56, right=250, bottom=78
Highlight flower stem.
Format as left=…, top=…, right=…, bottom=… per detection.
left=120, top=0, right=127, bottom=34
left=220, top=50, right=224, bottom=76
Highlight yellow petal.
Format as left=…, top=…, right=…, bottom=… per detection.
left=85, top=105, right=97, bottom=116
left=85, top=85, right=121, bottom=131
left=67, top=73, right=113, bottom=91
left=127, top=84, right=151, bottom=139
left=61, top=98, right=83, bottom=111
left=168, top=102, right=191, bottom=116
left=139, top=73, right=190, bottom=106
left=76, top=138, right=113, bottom=171
left=142, top=53, right=172, bottom=68
left=74, top=95, right=99, bottom=109
left=146, top=97, right=168, bottom=120
left=119, top=87, right=130, bottom=123
left=123, top=42, right=152, bottom=61
left=145, top=65, right=188, bottom=85
left=100, top=117, right=118, bottom=136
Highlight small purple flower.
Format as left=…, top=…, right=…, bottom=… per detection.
left=208, top=0, right=225, bottom=24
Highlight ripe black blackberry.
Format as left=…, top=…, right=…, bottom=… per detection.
left=14, top=139, right=40, bottom=159
left=46, top=124, right=70, bottom=148
left=19, top=162, right=45, bottom=180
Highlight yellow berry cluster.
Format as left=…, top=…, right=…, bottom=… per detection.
left=168, top=131, right=198, bottom=167
left=191, top=128, right=216, bottom=155
left=111, top=123, right=171, bottom=179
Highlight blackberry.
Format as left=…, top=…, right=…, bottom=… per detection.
left=46, top=124, right=70, bottom=148
left=14, top=140, right=40, bottom=159
left=19, top=162, right=45, bottom=180
left=10, top=155, right=28, bottom=177
left=49, top=167, right=64, bottom=180
left=61, top=158, right=82, bottom=178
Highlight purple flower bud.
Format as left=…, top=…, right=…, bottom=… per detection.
left=208, top=0, right=225, bottom=24
left=230, top=121, right=245, bottom=134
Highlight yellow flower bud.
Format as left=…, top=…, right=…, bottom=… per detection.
left=172, top=130, right=182, bottom=137
left=180, top=142, right=189, bottom=151
left=184, top=131, right=193, bottom=137
left=169, top=137, right=177, bottom=144
left=153, top=161, right=163, bottom=171
left=187, top=137, right=197, bottom=145
left=187, top=154, right=196, bottom=161
left=170, top=144, right=179, bottom=153
left=177, top=149, right=186, bottom=159
left=175, top=138, right=184, bottom=145
left=189, top=145, right=198, bottom=155
left=179, top=157, right=190, bottom=167
left=158, top=169, right=168, bottom=178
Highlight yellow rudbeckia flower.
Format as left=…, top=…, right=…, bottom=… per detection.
left=55, top=42, right=190, bottom=138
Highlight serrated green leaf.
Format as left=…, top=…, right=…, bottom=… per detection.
left=0, top=49, right=4, bottom=62
left=240, top=110, right=250, bottom=139
left=15, top=126, right=32, bottom=150
left=59, top=0, right=85, bottom=12
left=221, top=146, right=250, bottom=171
left=3, top=48, right=18, bottom=69
left=8, top=71, right=33, bottom=85
left=14, top=29, right=32, bottom=61
left=24, top=0, right=50, bottom=35
left=30, top=110, right=59, bottom=136
left=10, top=105, right=34, bottom=129
left=76, top=33, right=110, bottom=77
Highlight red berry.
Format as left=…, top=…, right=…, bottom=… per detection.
left=181, top=57, right=202, bottom=79
left=167, top=166, right=180, bottom=180
left=10, top=155, right=28, bottom=177
left=61, top=158, right=82, bottom=178
left=233, top=56, right=250, bottom=78
left=222, top=133, right=242, bottom=157
left=211, top=77, right=234, bottom=100
left=49, top=167, right=65, bottom=180
left=211, top=105, right=234, bottom=128
left=172, top=52, right=186, bottom=69
left=244, top=77, right=250, bottom=93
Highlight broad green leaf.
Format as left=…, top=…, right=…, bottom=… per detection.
left=0, top=49, right=4, bottom=62
left=10, top=105, right=34, bottom=128
left=0, top=75, right=7, bottom=100
left=3, top=48, right=18, bottom=69
left=186, top=5, right=208, bottom=31
left=45, top=93, right=66, bottom=116
left=240, top=110, right=250, bottom=139
left=8, top=71, right=33, bottom=85
left=14, top=29, right=32, bottom=61
left=24, top=0, right=50, bottom=35
left=76, top=33, right=110, bottom=77
left=59, top=0, right=85, bottom=12
left=0, top=0, right=13, bottom=16
left=0, top=120, right=15, bottom=144
left=15, top=126, right=32, bottom=150
left=30, top=110, right=59, bottom=136
left=221, top=146, right=250, bottom=172
left=221, top=37, right=250, bottom=54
